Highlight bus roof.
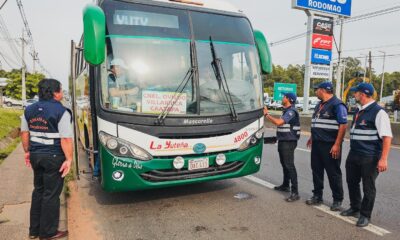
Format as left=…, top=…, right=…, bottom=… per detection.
left=150, top=0, right=242, bottom=14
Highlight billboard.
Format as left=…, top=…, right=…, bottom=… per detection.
left=311, top=49, right=332, bottom=65
left=312, top=34, right=333, bottom=50
left=292, top=0, right=352, bottom=17
left=310, top=64, right=331, bottom=79
left=273, top=83, right=297, bottom=101
left=313, top=18, right=334, bottom=35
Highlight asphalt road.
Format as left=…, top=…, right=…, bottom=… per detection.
left=69, top=134, right=400, bottom=240
left=255, top=129, right=400, bottom=234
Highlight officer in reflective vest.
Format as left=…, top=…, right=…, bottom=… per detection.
left=341, top=83, right=392, bottom=227
left=20, top=79, right=73, bottom=239
left=264, top=92, right=300, bottom=202
left=306, top=82, right=348, bottom=211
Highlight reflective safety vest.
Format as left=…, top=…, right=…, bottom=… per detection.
left=311, top=96, right=345, bottom=142
left=277, top=106, right=300, bottom=141
left=350, top=102, right=383, bottom=156
left=24, top=99, right=67, bottom=154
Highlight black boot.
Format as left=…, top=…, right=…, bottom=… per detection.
left=274, top=184, right=290, bottom=192
left=286, top=193, right=300, bottom=202
left=305, top=195, right=323, bottom=205
left=330, top=201, right=342, bottom=211
left=356, top=215, right=370, bottom=227
left=340, top=208, right=360, bottom=218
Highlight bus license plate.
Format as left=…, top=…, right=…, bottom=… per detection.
left=188, top=158, right=209, bottom=171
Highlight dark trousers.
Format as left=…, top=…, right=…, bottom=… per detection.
left=311, top=141, right=343, bottom=201
left=29, top=153, right=65, bottom=238
left=278, top=141, right=298, bottom=194
left=345, top=151, right=379, bottom=219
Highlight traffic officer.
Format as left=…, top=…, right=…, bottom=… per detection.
left=264, top=92, right=301, bottom=202
left=341, top=83, right=392, bottom=227
left=306, top=82, right=348, bottom=211
left=20, top=79, right=73, bottom=239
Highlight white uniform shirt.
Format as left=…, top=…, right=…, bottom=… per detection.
left=354, top=101, right=393, bottom=138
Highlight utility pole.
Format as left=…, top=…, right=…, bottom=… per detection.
left=362, top=54, right=368, bottom=82
left=368, top=51, right=372, bottom=81
left=302, top=10, right=313, bottom=114
left=341, top=58, right=346, bottom=100
left=379, top=51, right=386, bottom=101
left=335, top=17, right=344, bottom=99
left=32, top=51, right=37, bottom=73
left=21, top=29, right=26, bottom=102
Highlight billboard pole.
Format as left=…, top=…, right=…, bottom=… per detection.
left=302, top=10, right=313, bottom=114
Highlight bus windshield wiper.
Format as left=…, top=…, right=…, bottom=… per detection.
left=209, top=36, right=238, bottom=121
left=155, top=41, right=197, bottom=125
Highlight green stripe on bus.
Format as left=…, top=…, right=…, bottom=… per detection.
left=106, top=35, right=191, bottom=42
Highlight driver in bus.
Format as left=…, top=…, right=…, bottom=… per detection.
left=108, top=58, right=139, bottom=107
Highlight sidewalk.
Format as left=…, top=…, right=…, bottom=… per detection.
left=0, top=144, right=67, bottom=239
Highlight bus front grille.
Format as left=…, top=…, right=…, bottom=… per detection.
left=140, top=161, right=244, bottom=182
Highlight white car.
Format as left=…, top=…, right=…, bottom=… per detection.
left=22, top=99, right=38, bottom=109
left=2, top=96, right=23, bottom=107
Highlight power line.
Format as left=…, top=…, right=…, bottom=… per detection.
left=0, top=0, right=8, bottom=10
left=16, top=0, right=51, bottom=76
left=270, top=5, right=400, bottom=47
left=0, top=51, right=18, bottom=68
left=0, top=14, right=24, bottom=65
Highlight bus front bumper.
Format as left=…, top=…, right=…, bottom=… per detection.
left=99, top=142, right=263, bottom=192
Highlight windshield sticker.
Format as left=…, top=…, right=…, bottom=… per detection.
left=142, top=90, right=187, bottom=115
left=114, top=10, right=179, bottom=29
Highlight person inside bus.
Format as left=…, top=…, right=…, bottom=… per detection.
left=108, top=58, right=140, bottom=108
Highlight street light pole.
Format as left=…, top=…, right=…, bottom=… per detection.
left=379, top=51, right=386, bottom=102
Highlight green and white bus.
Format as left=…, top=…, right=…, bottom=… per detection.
left=71, top=0, right=272, bottom=192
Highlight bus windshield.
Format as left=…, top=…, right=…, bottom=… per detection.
left=101, top=1, right=263, bottom=116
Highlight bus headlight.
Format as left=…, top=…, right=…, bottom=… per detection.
left=99, top=131, right=153, bottom=161
left=238, top=128, right=264, bottom=151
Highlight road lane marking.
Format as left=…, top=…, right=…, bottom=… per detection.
left=245, top=175, right=274, bottom=189
left=244, top=175, right=391, bottom=236
left=296, top=148, right=311, bottom=153
left=314, top=205, right=391, bottom=236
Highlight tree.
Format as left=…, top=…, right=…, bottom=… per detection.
left=0, top=69, right=45, bottom=99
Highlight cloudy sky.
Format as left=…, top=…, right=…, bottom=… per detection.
left=0, top=0, right=399, bottom=87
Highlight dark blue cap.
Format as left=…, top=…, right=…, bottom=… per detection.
left=350, top=83, right=375, bottom=96
left=313, top=81, right=333, bottom=91
left=282, top=92, right=297, bottom=103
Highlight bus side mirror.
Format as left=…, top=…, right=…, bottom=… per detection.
left=254, top=30, right=272, bottom=74
left=83, top=4, right=106, bottom=65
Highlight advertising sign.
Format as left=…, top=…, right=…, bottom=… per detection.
left=292, top=0, right=352, bottom=17
left=273, top=83, right=297, bottom=101
left=311, top=49, right=332, bottom=65
left=312, top=34, right=333, bottom=50
left=310, top=64, right=331, bottom=79
left=313, top=18, right=334, bottom=35
left=142, top=90, right=187, bottom=115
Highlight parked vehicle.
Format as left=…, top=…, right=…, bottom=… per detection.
left=23, top=99, right=38, bottom=109
left=2, top=96, right=23, bottom=107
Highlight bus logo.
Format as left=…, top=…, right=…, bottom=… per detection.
left=193, top=143, right=206, bottom=154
